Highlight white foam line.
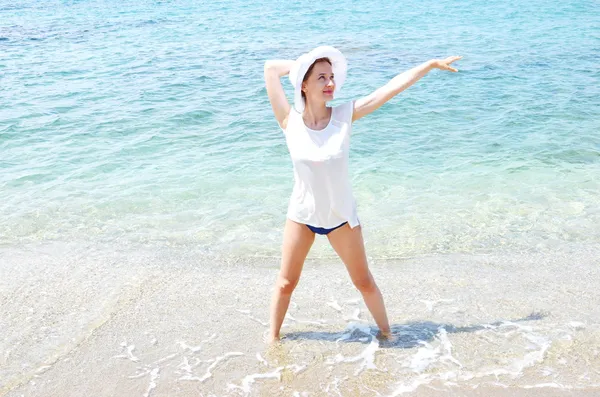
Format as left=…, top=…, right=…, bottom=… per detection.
left=324, top=376, right=347, bottom=396
left=256, top=352, right=268, bottom=366
left=286, top=364, right=307, bottom=374
left=227, top=367, right=284, bottom=394
left=408, top=327, right=462, bottom=373
left=335, top=333, right=352, bottom=344
left=439, top=306, right=462, bottom=315
left=488, top=332, right=550, bottom=379
left=420, top=300, right=435, bottom=312
left=343, top=307, right=362, bottom=322
left=386, top=375, right=433, bottom=396
left=567, top=321, right=585, bottom=330
left=499, top=321, right=533, bottom=332
left=35, top=365, right=51, bottom=374
left=238, top=310, right=268, bottom=326
left=335, top=322, right=372, bottom=346
left=523, top=383, right=573, bottom=389
left=437, top=328, right=462, bottom=368
left=327, top=299, right=343, bottom=312
left=179, top=352, right=243, bottom=383
left=285, top=313, right=325, bottom=325
left=126, top=345, right=139, bottom=362
left=179, top=357, right=192, bottom=374
left=444, top=330, right=552, bottom=383
left=176, top=356, right=205, bottom=378
left=297, top=319, right=326, bottom=325
left=436, top=370, right=465, bottom=384
left=409, top=341, right=438, bottom=372
left=327, top=338, right=380, bottom=375
left=178, top=333, right=217, bottom=353
left=420, top=299, right=455, bottom=312
left=112, top=344, right=140, bottom=362
left=362, top=383, right=384, bottom=396
left=128, top=369, right=151, bottom=379
left=249, top=315, right=268, bottom=326
left=142, top=368, right=159, bottom=397
left=151, top=352, right=180, bottom=366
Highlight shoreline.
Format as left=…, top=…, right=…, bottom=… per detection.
left=2, top=241, right=599, bottom=396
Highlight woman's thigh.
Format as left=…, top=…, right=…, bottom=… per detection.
left=279, top=219, right=315, bottom=281
left=326, top=224, right=371, bottom=282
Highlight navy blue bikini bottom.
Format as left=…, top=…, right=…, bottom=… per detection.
left=306, top=222, right=348, bottom=235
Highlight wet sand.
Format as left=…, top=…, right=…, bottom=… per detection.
left=2, top=241, right=599, bottom=396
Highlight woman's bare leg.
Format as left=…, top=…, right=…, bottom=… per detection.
left=327, top=224, right=391, bottom=337
left=268, top=219, right=315, bottom=342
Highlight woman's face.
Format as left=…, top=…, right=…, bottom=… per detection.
left=302, top=61, right=335, bottom=105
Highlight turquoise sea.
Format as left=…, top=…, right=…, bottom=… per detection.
left=2, top=0, right=598, bottom=258
left=1, top=1, right=600, bottom=396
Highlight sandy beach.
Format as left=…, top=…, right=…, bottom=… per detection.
left=2, top=241, right=599, bottom=396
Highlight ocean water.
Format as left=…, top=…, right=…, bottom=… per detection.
left=2, top=0, right=598, bottom=258
left=1, top=0, right=600, bottom=396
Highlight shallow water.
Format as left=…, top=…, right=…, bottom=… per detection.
left=1, top=0, right=599, bottom=258
left=2, top=242, right=600, bottom=396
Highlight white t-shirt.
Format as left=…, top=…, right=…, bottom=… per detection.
left=282, top=101, right=359, bottom=229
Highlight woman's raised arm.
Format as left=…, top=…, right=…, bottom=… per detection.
left=352, top=56, right=463, bottom=122
left=264, top=60, right=295, bottom=129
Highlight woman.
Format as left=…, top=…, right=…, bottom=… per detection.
left=264, top=46, right=462, bottom=343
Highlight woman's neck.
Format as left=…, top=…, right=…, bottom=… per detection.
left=302, top=101, right=331, bottom=130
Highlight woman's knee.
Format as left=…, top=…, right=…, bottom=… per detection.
left=275, top=275, right=299, bottom=295
left=353, top=274, right=377, bottom=294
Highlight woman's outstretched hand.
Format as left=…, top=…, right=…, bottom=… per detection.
left=431, top=56, right=463, bottom=72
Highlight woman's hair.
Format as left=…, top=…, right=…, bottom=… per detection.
left=301, top=57, right=332, bottom=102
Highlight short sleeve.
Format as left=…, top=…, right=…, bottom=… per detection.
left=335, top=100, right=355, bottom=133
left=347, top=100, right=355, bottom=124
left=338, top=100, right=354, bottom=123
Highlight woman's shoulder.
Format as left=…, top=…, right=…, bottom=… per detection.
left=333, top=100, right=354, bottom=123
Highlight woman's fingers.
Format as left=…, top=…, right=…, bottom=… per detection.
left=441, top=56, right=462, bottom=72
left=445, top=56, right=463, bottom=64
left=432, top=56, right=462, bottom=72
left=440, top=63, right=458, bottom=72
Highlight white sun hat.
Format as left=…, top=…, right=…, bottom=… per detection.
left=288, top=45, right=348, bottom=113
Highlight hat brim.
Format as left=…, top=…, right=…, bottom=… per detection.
left=289, top=46, right=347, bottom=113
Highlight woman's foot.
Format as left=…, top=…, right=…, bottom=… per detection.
left=376, top=329, right=395, bottom=342
left=265, top=331, right=281, bottom=344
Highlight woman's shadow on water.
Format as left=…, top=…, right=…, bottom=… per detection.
left=282, top=311, right=548, bottom=348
